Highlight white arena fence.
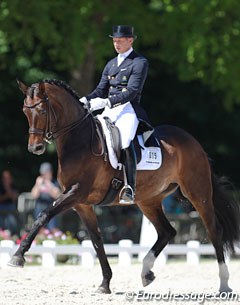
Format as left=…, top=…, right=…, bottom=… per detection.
left=0, top=239, right=239, bottom=268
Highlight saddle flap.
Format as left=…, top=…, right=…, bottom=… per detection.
left=103, top=116, right=121, bottom=161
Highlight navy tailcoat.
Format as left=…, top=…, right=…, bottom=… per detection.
left=86, top=50, right=152, bottom=132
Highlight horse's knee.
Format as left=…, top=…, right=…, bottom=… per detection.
left=68, top=182, right=81, bottom=196
left=53, top=183, right=81, bottom=210
left=35, top=210, right=50, bottom=226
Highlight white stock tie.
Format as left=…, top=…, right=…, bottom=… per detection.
left=118, top=54, right=125, bottom=66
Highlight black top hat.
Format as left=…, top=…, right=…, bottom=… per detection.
left=109, top=25, right=137, bottom=39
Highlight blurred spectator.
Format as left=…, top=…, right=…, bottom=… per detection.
left=31, top=162, right=61, bottom=232
left=0, top=170, right=19, bottom=235
left=162, top=190, right=194, bottom=214
left=162, top=192, right=185, bottom=214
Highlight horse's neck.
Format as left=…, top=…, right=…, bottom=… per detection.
left=53, top=97, right=93, bottom=162
left=54, top=93, right=83, bottom=129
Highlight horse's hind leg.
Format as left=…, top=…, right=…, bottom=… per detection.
left=179, top=176, right=232, bottom=292
left=74, top=204, right=112, bottom=294
left=138, top=201, right=176, bottom=287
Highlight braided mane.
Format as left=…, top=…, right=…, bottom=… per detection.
left=42, top=79, right=80, bottom=100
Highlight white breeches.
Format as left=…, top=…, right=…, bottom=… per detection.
left=100, top=102, right=139, bottom=149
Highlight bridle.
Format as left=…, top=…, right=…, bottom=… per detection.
left=23, top=90, right=106, bottom=157
left=23, top=92, right=91, bottom=144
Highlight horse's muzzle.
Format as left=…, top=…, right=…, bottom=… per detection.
left=28, top=143, right=46, bottom=155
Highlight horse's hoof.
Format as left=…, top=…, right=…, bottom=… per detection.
left=142, top=270, right=156, bottom=287
left=8, top=256, right=25, bottom=268
left=218, top=286, right=233, bottom=294
left=96, top=285, right=111, bottom=294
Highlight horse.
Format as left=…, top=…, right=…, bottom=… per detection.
left=9, top=79, right=240, bottom=294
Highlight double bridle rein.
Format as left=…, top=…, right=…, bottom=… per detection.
left=23, top=90, right=105, bottom=157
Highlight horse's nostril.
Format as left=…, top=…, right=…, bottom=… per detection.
left=28, top=143, right=45, bottom=154
left=35, top=144, right=44, bottom=151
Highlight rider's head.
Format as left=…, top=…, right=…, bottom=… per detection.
left=109, top=25, right=137, bottom=54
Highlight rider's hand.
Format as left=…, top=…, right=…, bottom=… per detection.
left=89, top=98, right=110, bottom=111
left=79, top=96, right=88, bottom=105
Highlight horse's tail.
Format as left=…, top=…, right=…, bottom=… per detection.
left=211, top=173, right=240, bottom=254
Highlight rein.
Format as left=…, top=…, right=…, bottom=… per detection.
left=24, top=92, right=106, bottom=157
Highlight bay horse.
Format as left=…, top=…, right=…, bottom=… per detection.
left=9, top=79, right=240, bottom=294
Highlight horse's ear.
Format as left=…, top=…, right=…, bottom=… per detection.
left=38, top=82, right=45, bottom=97
left=17, top=79, right=28, bottom=95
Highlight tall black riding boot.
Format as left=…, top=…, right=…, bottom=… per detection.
left=119, top=141, right=137, bottom=204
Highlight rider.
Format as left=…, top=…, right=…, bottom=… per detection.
left=80, top=25, right=152, bottom=204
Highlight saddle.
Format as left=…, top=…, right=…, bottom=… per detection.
left=95, top=116, right=162, bottom=206
left=95, top=116, right=161, bottom=169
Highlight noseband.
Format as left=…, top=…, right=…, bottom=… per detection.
left=23, top=93, right=91, bottom=144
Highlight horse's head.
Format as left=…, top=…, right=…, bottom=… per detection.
left=18, top=79, right=90, bottom=155
left=18, top=80, right=50, bottom=155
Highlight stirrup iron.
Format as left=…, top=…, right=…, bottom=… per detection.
left=119, top=184, right=135, bottom=204
left=119, top=165, right=135, bottom=204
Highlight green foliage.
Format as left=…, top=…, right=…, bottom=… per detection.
left=0, top=0, right=156, bottom=73
left=151, top=0, right=240, bottom=109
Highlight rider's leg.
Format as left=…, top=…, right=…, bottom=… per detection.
left=114, top=103, right=139, bottom=204
left=120, top=141, right=137, bottom=203
left=101, top=102, right=139, bottom=203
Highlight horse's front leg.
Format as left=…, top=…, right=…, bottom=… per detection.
left=8, top=183, right=81, bottom=267
left=74, top=205, right=112, bottom=294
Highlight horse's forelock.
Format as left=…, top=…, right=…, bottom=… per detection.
left=27, top=83, right=40, bottom=99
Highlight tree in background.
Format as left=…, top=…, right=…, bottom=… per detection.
left=0, top=0, right=156, bottom=94
left=151, top=0, right=240, bottom=109
left=148, top=0, right=240, bottom=183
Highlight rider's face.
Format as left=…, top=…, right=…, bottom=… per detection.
left=113, top=37, right=134, bottom=54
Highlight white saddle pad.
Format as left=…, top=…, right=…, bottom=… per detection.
left=97, top=116, right=162, bottom=170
